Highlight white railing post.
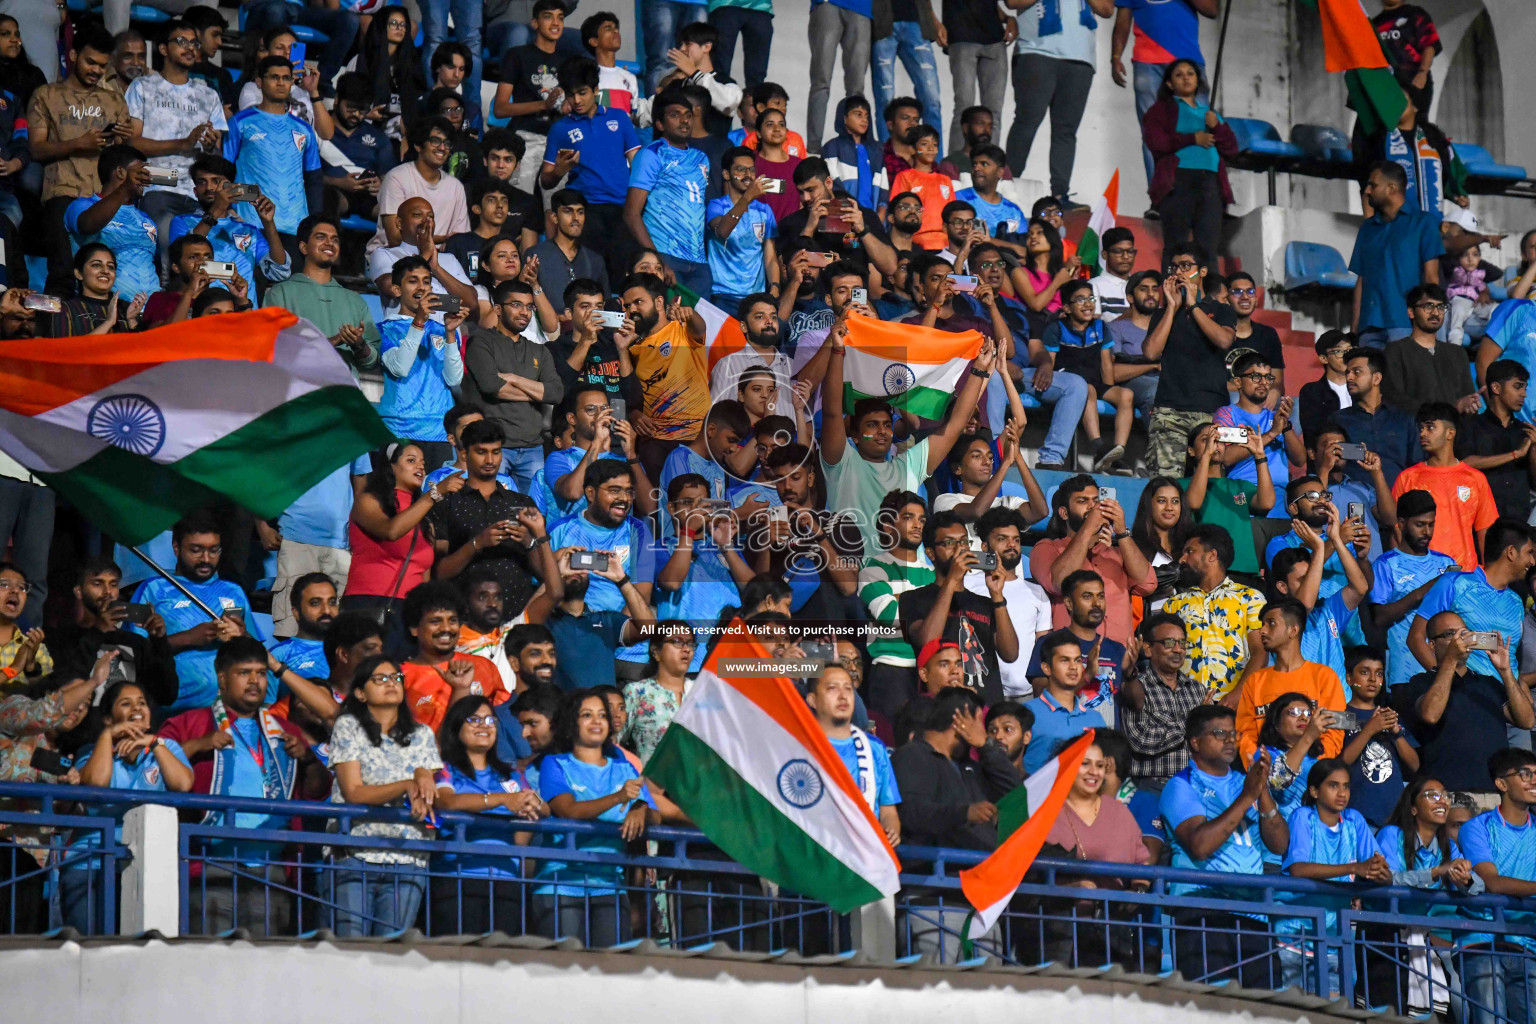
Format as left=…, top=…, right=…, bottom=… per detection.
left=851, top=894, right=896, bottom=961
left=121, top=803, right=180, bottom=937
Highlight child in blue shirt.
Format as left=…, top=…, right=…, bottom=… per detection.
left=377, top=255, right=467, bottom=446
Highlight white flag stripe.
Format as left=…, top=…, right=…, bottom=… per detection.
left=676, top=672, right=898, bottom=892
left=973, top=753, right=1068, bottom=932
left=842, top=344, right=969, bottom=398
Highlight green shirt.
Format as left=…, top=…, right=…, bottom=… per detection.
left=263, top=271, right=381, bottom=373
left=707, top=0, right=772, bottom=12
left=857, top=549, right=936, bottom=666
left=1179, top=475, right=1261, bottom=575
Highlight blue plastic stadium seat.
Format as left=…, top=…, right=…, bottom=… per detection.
left=67, top=0, right=87, bottom=11
left=1284, top=241, right=1357, bottom=292
left=1226, top=118, right=1303, bottom=161
left=1290, top=124, right=1352, bottom=164
left=339, top=215, right=378, bottom=234
left=238, top=9, right=330, bottom=46
left=1453, top=143, right=1527, bottom=182
left=90, top=2, right=170, bottom=22
left=616, top=59, right=642, bottom=75
left=361, top=292, right=385, bottom=324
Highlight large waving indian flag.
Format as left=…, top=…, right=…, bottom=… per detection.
left=644, top=624, right=900, bottom=912
left=960, top=731, right=1095, bottom=942
left=842, top=315, right=984, bottom=421
left=0, top=308, right=392, bottom=545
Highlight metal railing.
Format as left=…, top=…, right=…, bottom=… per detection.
left=2, top=782, right=1533, bottom=1022
left=0, top=787, right=129, bottom=935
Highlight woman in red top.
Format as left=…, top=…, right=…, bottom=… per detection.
left=753, top=108, right=803, bottom=223
left=344, top=443, right=458, bottom=641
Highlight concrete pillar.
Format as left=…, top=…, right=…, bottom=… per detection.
left=851, top=894, right=896, bottom=961
left=121, top=803, right=180, bottom=937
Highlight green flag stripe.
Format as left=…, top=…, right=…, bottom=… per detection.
left=646, top=724, right=885, bottom=914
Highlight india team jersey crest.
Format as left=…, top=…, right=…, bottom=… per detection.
left=292, top=130, right=307, bottom=151
left=1457, top=486, right=1471, bottom=502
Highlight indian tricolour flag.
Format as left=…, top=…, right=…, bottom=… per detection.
left=960, top=731, right=1096, bottom=943
left=1297, top=0, right=1405, bottom=135
left=670, top=281, right=750, bottom=378
left=645, top=624, right=900, bottom=912
left=0, top=308, right=392, bottom=545
left=842, top=315, right=983, bottom=421
left=1077, top=170, right=1120, bottom=276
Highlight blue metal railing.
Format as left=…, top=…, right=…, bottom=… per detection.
left=0, top=787, right=127, bottom=935
left=2, top=782, right=1533, bottom=1020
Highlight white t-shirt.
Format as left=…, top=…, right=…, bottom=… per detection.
left=964, top=571, right=1052, bottom=698
left=367, top=162, right=472, bottom=256
left=1327, top=378, right=1352, bottom=410
left=1090, top=273, right=1129, bottom=323
left=126, top=73, right=228, bottom=199
left=367, top=242, right=472, bottom=318
left=710, top=347, right=797, bottom=420
left=1015, top=2, right=1097, bottom=64
left=932, top=492, right=1036, bottom=543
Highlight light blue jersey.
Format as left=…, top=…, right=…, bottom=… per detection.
left=168, top=212, right=286, bottom=286
left=1413, top=568, right=1522, bottom=680
left=1266, top=529, right=1351, bottom=600
left=536, top=752, right=654, bottom=897
left=658, top=444, right=726, bottom=543
left=69, top=739, right=191, bottom=847
left=1281, top=806, right=1382, bottom=922
left=1162, top=762, right=1265, bottom=904
left=129, top=575, right=268, bottom=711
left=540, top=446, right=622, bottom=520
left=955, top=187, right=1026, bottom=239
left=829, top=732, right=901, bottom=807
left=1369, top=548, right=1458, bottom=688
left=1457, top=808, right=1536, bottom=949
left=223, top=107, right=320, bottom=234
left=268, top=635, right=327, bottom=704
left=549, top=512, right=658, bottom=664
left=705, top=195, right=776, bottom=297
left=628, top=138, right=710, bottom=263
left=656, top=537, right=740, bottom=672
left=377, top=315, right=464, bottom=441
left=63, top=196, right=159, bottom=299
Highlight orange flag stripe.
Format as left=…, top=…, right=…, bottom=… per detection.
left=1319, top=0, right=1389, bottom=73
left=844, top=315, right=986, bottom=363
left=0, top=307, right=294, bottom=417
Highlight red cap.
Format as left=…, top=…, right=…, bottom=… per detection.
left=917, top=638, right=960, bottom=668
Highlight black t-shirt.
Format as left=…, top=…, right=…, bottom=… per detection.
left=777, top=196, right=891, bottom=277
left=553, top=329, right=633, bottom=403
left=943, top=0, right=1004, bottom=45
left=1400, top=668, right=1507, bottom=792
left=897, top=584, right=1004, bottom=705
left=1455, top=409, right=1532, bottom=520
left=1152, top=298, right=1240, bottom=413
left=502, top=185, right=545, bottom=240
left=444, top=230, right=512, bottom=280
left=428, top=485, right=540, bottom=613
left=1234, top=321, right=1285, bottom=371
left=498, top=43, right=566, bottom=134
left=892, top=0, right=919, bottom=22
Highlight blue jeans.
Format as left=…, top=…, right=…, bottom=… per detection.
left=662, top=253, right=713, bottom=298
left=1463, top=945, right=1536, bottom=1024
left=242, top=0, right=359, bottom=95
left=500, top=444, right=544, bottom=495
left=642, top=0, right=708, bottom=94
left=871, top=21, right=942, bottom=143
left=1355, top=326, right=1412, bottom=350
left=333, top=856, right=426, bottom=936
left=421, top=0, right=482, bottom=121
left=987, top=367, right=1088, bottom=465
left=708, top=6, right=773, bottom=88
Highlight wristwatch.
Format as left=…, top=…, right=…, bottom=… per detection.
left=1113, top=530, right=1131, bottom=542
left=615, top=574, right=632, bottom=588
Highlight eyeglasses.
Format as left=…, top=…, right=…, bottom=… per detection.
left=1106, top=246, right=1137, bottom=257
left=1170, top=260, right=1200, bottom=271
left=1324, top=345, right=1352, bottom=357
left=1037, top=208, right=1062, bottom=219
left=976, top=260, right=1005, bottom=271
left=1201, top=728, right=1237, bottom=741
left=425, top=135, right=452, bottom=148
left=664, top=638, right=697, bottom=649
left=385, top=17, right=408, bottom=27
left=933, top=537, right=968, bottom=549
left=1295, top=490, right=1332, bottom=503
left=1230, top=287, right=1256, bottom=297
left=1419, top=790, right=1449, bottom=803
left=947, top=218, right=976, bottom=229
left=1501, top=767, right=1536, bottom=783
left=1282, top=706, right=1313, bottom=718
left=1414, top=302, right=1448, bottom=313
left=464, top=714, right=496, bottom=726
left=500, top=299, right=533, bottom=311
left=893, top=201, right=923, bottom=212
left=1068, top=295, right=1097, bottom=307
left=0, top=579, right=28, bottom=594
left=368, top=672, right=406, bottom=685
left=1150, top=638, right=1189, bottom=650
left=167, top=35, right=199, bottom=47
left=1238, top=372, right=1276, bottom=383
left=1429, top=629, right=1461, bottom=641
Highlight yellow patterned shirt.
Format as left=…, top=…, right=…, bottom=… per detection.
left=1163, top=577, right=1265, bottom=696
left=0, top=628, right=52, bottom=683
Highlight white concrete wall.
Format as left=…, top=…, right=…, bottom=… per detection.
left=0, top=940, right=1353, bottom=1024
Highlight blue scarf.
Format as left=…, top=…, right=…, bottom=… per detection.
left=1039, top=0, right=1096, bottom=37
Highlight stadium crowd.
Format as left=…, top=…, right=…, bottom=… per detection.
left=0, top=0, right=1532, bottom=1018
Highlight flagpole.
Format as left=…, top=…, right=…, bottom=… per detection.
left=127, top=545, right=224, bottom=620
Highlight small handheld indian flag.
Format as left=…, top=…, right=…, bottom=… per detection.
left=842, top=315, right=984, bottom=421
left=959, top=731, right=1097, bottom=952
left=1076, top=171, right=1120, bottom=276
left=0, top=309, right=392, bottom=545
left=669, top=281, right=751, bottom=379
left=644, top=623, right=901, bottom=912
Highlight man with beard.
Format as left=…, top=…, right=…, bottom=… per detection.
left=1030, top=475, right=1156, bottom=647
left=130, top=511, right=266, bottom=712
left=429, top=419, right=557, bottom=617
left=505, top=624, right=558, bottom=693
left=780, top=261, right=868, bottom=410
left=778, top=158, right=898, bottom=279
left=621, top=273, right=711, bottom=480
left=1027, top=570, right=1125, bottom=722
left=265, top=215, right=379, bottom=374
left=1285, top=423, right=1393, bottom=565
left=1268, top=504, right=1374, bottom=690
left=544, top=384, right=656, bottom=522
left=1021, top=631, right=1110, bottom=774
left=1120, top=613, right=1207, bottom=791
left=965, top=507, right=1050, bottom=699
left=945, top=107, right=1009, bottom=183
left=169, top=155, right=290, bottom=294
left=758, top=443, right=863, bottom=619
left=464, top=277, right=566, bottom=493
left=454, top=568, right=516, bottom=690
left=159, top=636, right=322, bottom=935
left=48, top=556, right=176, bottom=707
left=985, top=700, right=1034, bottom=777
left=504, top=681, right=562, bottom=779
left=268, top=573, right=337, bottom=689
left=269, top=443, right=355, bottom=639
left=709, top=295, right=797, bottom=419
left=809, top=664, right=902, bottom=843
left=885, top=191, right=923, bottom=254
left=400, top=580, right=508, bottom=733
left=1210, top=352, right=1303, bottom=490
left=900, top=510, right=1019, bottom=707
left=1368, top=489, right=1457, bottom=690
left=1164, top=524, right=1265, bottom=703
left=1106, top=270, right=1165, bottom=422
left=268, top=611, right=384, bottom=729
left=1264, top=474, right=1374, bottom=600
left=857, top=489, right=934, bottom=722
left=1334, top=348, right=1422, bottom=487
left=954, top=148, right=1023, bottom=242
left=549, top=459, right=659, bottom=682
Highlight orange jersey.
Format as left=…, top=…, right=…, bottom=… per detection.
left=402, top=656, right=508, bottom=733
left=1236, top=660, right=1347, bottom=768
left=1392, top=462, right=1499, bottom=570
left=891, top=167, right=957, bottom=251
left=742, top=129, right=806, bottom=158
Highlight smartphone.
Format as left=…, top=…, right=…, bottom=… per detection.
left=570, top=551, right=610, bottom=572
left=123, top=602, right=154, bottom=626
left=21, top=293, right=62, bottom=313
left=1337, top=442, right=1368, bottom=461
left=1347, top=501, right=1365, bottom=521
left=289, top=42, right=307, bottom=72
left=1467, top=631, right=1503, bottom=651
left=768, top=504, right=790, bottom=527
left=975, top=551, right=998, bottom=572
left=803, top=251, right=834, bottom=268
left=1098, top=486, right=1117, bottom=503
left=1322, top=709, right=1358, bottom=732
left=699, top=498, right=731, bottom=512
left=760, top=178, right=784, bottom=194
left=607, top=397, right=628, bottom=455
left=201, top=260, right=237, bottom=281
left=226, top=183, right=263, bottom=203
left=823, top=214, right=851, bottom=233
left=434, top=293, right=463, bottom=317
left=850, top=287, right=868, bottom=306
left=948, top=274, right=979, bottom=293
left=144, top=167, right=180, bottom=186
left=1215, top=426, right=1248, bottom=445
left=593, top=309, right=628, bottom=329
left=28, top=748, right=69, bottom=776
left=800, top=640, right=835, bottom=663
left=387, top=93, right=401, bottom=116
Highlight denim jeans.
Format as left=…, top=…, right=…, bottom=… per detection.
left=661, top=253, right=713, bottom=298
left=988, top=367, right=1088, bottom=465
left=242, top=0, right=360, bottom=96
left=642, top=0, right=708, bottom=94
left=871, top=21, right=942, bottom=143
left=500, top=444, right=544, bottom=495
left=1463, top=945, right=1536, bottom=1024
left=422, top=0, right=483, bottom=122
left=708, top=6, right=773, bottom=88
left=333, top=856, right=427, bottom=936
